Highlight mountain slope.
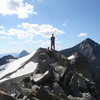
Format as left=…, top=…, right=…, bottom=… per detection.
left=61, top=38, right=100, bottom=61
left=19, top=50, right=29, bottom=58
left=0, top=51, right=37, bottom=82
left=0, top=48, right=99, bottom=100
left=70, top=53, right=93, bottom=81
left=0, top=55, right=16, bottom=66
left=0, top=53, right=19, bottom=58
left=60, top=38, right=100, bottom=91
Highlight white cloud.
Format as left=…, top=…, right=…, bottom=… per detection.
left=40, top=41, right=50, bottom=47
left=8, top=28, right=34, bottom=40
left=35, top=40, right=50, bottom=48
left=24, top=39, right=43, bottom=43
left=21, top=23, right=65, bottom=38
left=78, top=33, right=88, bottom=37
left=0, top=30, right=6, bottom=34
left=0, top=0, right=37, bottom=18
left=62, top=23, right=67, bottom=27
left=0, top=49, right=5, bottom=54
left=35, top=40, right=62, bottom=49
left=8, top=37, right=12, bottom=39
left=0, top=26, right=4, bottom=29
left=0, top=23, right=64, bottom=43
left=0, top=36, right=12, bottom=39
left=18, top=24, right=21, bottom=28
left=32, top=40, right=43, bottom=44
left=9, top=41, right=19, bottom=44
left=0, top=36, right=7, bottom=39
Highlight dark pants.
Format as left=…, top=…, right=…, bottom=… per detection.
left=51, top=42, right=55, bottom=50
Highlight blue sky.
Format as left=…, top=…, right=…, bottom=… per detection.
left=0, top=0, right=100, bottom=53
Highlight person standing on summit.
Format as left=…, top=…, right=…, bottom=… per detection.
left=51, top=34, right=55, bottom=50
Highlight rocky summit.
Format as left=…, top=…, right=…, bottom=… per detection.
left=0, top=48, right=100, bottom=100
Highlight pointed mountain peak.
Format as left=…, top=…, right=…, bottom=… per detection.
left=85, top=38, right=92, bottom=41
left=21, top=50, right=28, bottom=53
left=83, top=38, right=95, bottom=43
left=19, top=50, right=29, bottom=58
left=81, top=38, right=97, bottom=47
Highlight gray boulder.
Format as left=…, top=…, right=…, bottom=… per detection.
left=36, top=87, right=59, bottom=100
left=52, top=64, right=66, bottom=82
left=68, top=93, right=96, bottom=100
left=33, top=71, right=51, bottom=85
left=0, top=91, right=16, bottom=100
left=52, top=82, right=68, bottom=100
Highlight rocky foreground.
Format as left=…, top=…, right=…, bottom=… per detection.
left=0, top=48, right=100, bottom=100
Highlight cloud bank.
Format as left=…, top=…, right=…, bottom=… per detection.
left=0, top=23, right=65, bottom=41
left=0, top=0, right=37, bottom=18
left=78, top=33, right=88, bottom=37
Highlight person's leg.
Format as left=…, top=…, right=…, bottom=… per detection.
left=54, top=44, right=55, bottom=50
left=54, top=41, right=55, bottom=50
left=51, top=42, right=52, bottom=50
left=53, top=42, right=55, bottom=50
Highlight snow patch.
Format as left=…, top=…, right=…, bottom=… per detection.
left=33, top=71, right=49, bottom=82
left=68, top=55, right=75, bottom=60
left=0, top=51, right=37, bottom=82
left=10, top=61, right=37, bottom=79
left=7, top=59, right=16, bottom=62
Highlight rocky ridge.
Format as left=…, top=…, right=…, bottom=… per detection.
left=0, top=48, right=100, bottom=100
left=60, top=38, right=100, bottom=91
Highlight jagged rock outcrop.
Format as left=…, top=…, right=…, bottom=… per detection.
left=70, top=53, right=93, bottom=81
left=0, top=48, right=100, bottom=100
left=60, top=38, right=99, bottom=61
left=68, top=93, right=96, bottom=100
left=60, top=38, right=100, bottom=92
left=36, top=87, right=60, bottom=100
left=0, top=80, right=22, bottom=94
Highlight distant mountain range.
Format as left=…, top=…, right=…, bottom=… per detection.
left=0, top=53, right=19, bottom=58
left=0, top=50, right=30, bottom=66
left=19, top=50, right=29, bottom=58
left=60, top=38, right=100, bottom=91
left=0, top=55, right=16, bottom=69
left=0, top=50, right=30, bottom=58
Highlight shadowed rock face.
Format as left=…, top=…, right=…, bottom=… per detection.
left=60, top=38, right=100, bottom=92
left=60, top=38, right=100, bottom=61
left=0, top=91, right=16, bottom=100
left=0, top=48, right=100, bottom=100
left=0, top=55, right=16, bottom=66
left=70, top=53, right=93, bottom=81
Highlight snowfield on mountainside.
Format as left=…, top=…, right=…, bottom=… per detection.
left=0, top=51, right=37, bottom=82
